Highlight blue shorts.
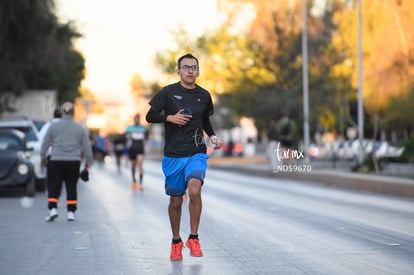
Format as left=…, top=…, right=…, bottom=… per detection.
left=162, top=153, right=209, bottom=196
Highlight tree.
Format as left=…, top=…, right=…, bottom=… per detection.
left=217, top=0, right=348, bottom=135
left=55, top=49, right=85, bottom=103
left=0, top=0, right=84, bottom=102
left=155, top=0, right=412, bottom=142
left=331, top=0, right=414, bottom=137
left=384, top=88, right=414, bottom=140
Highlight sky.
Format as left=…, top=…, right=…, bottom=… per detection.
left=56, top=0, right=225, bottom=102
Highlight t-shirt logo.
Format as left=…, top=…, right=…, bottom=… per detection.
left=174, top=95, right=182, bottom=100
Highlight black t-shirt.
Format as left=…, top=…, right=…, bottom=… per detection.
left=149, top=82, right=214, bottom=157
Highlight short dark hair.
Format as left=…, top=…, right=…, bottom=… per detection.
left=177, top=53, right=198, bottom=69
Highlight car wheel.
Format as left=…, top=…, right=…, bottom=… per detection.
left=35, top=178, right=46, bottom=192
left=24, top=176, right=36, bottom=197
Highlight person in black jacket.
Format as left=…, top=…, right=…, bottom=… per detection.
left=146, top=53, right=223, bottom=261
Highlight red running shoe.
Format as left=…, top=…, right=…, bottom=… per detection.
left=170, top=241, right=184, bottom=261
left=186, top=238, right=203, bottom=257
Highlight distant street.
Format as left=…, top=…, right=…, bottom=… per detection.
left=1, top=159, right=414, bottom=275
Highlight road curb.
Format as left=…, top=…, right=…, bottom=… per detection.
left=209, top=162, right=414, bottom=199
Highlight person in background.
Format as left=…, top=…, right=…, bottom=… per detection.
left=92, top=131, right=108, bottom=165
left=266, top=118, right=279, bottom=169
left=38, top=107, right=61, bottom=146
left=276, top=114, right=297, bottom=164
left=125, top=114, right=149, bottom=191
left=40, top=102, right=93, bottom=222
left=145, top=53, right=223, bottom=261
left=38, top=107, right=61, bottom=191
left=113, top=133, right=126, bottom=173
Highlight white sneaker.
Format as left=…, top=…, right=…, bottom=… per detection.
left=45, top=208, right=58, bottom=222
left=67, top=211, right=75, bottom=221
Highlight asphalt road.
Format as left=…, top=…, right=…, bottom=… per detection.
left=1, top=159, right=413, bottom=275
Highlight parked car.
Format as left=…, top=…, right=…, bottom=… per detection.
left=0, top=119, right=46, bottom=191
left=33, top=119, right=47, bottom=131
left=0, top=129, right=35, bottom=196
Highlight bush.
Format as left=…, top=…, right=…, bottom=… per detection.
left=399, top=139, right=414, bottom=163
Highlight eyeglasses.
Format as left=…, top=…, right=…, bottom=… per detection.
left=180, top=65, right=198, bottom=72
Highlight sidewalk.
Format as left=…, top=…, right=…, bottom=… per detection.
left=208, top=156, right=414, bottom=199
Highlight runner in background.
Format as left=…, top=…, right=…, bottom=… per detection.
left=125, top=114, right=149, bottom=191
left=112, top=133, right=126, bottom=173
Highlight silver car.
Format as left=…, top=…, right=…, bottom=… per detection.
left=0, top=118, right=46, bottom=191
left=0, top=129, right=35, bottom=196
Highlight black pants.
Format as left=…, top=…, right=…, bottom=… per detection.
left=47, top=160, right=81, bottom=212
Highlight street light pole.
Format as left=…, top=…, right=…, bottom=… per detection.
left=357, top=0, right=364, bottom=164
left=302, top=0, right=310, bottom=163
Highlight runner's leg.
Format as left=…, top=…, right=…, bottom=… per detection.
left=169, top=196, right=183, bottom=240
left=137, top=154, right=144, bottom=184
left=187, top=178, right=202, bottom=235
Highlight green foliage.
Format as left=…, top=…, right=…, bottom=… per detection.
left=383, top=88, right=414, bottom=136
left=152, top=0, right=413, bottom=142
left=332, top=0, right=414, bottom=139
left=399, top=139, right=414, bottom=163
left=0, top=0, right=84, bottom=102
left=56, top=50, right=85, bottom=103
